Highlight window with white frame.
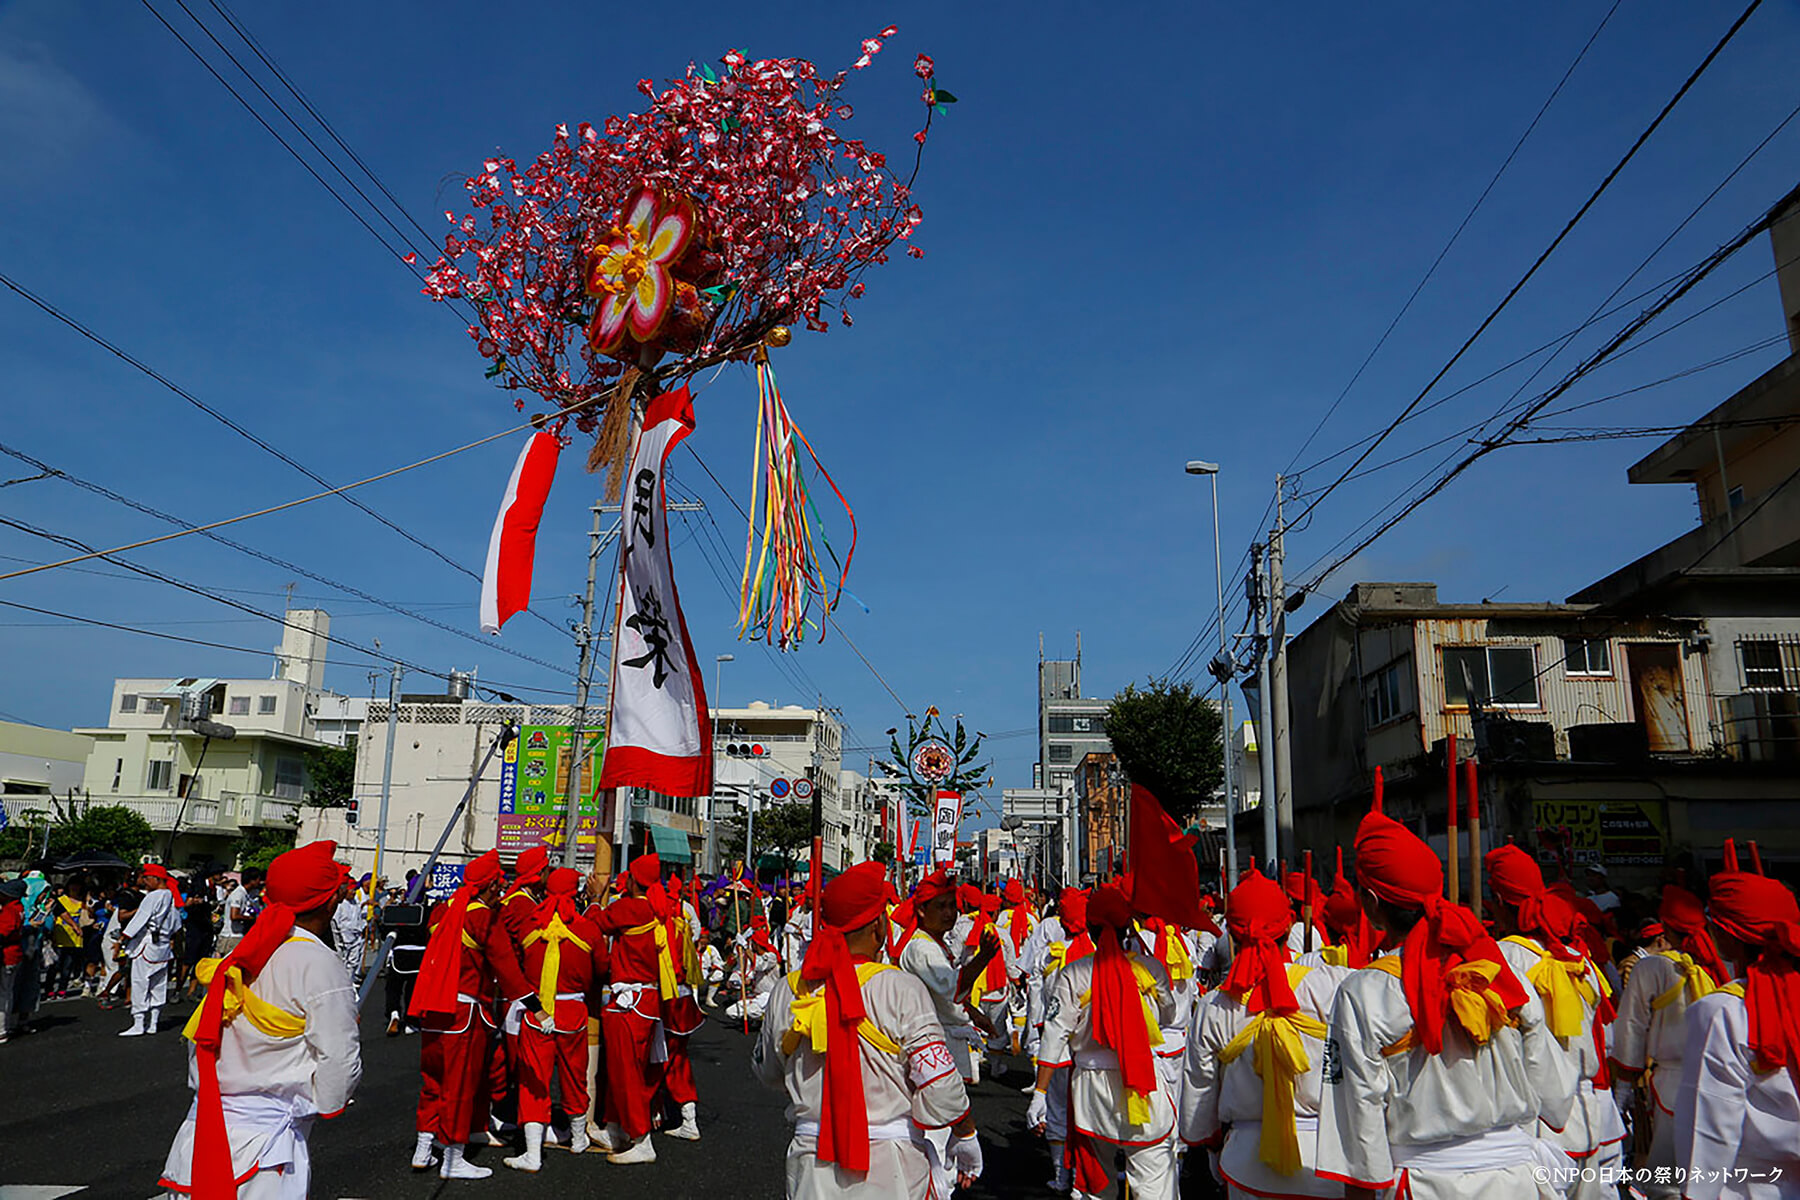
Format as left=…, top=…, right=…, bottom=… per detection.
left=258, top=695, right=277, bottom=714
left=110, top=758, right=122, bottom=791
left=146, top=759, right=173, bottom=791
left=1363, top=660, right=1412, bottom=728
left=228, top=696, right=251, bottom=716
left=273, top=757, right=305, bottom=800
left=1563, top=636, right=1611, bottom=676
left=118, top=693, right=138, bottom=713
left=1739, top=637, right=1800, bottom=692
left=1442, top=645, right=1539, bottom=708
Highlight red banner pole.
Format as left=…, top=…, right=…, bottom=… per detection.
left=1446, top=734, right=1460, bottom=908
left=1465, top=757, right=1482, bottom=921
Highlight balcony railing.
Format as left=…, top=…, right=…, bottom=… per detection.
left=96, top=792, right=301, bottom=833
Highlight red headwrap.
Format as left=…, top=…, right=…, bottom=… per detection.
left=1707, top=872, right=1800, bottom=1090
left=1003, top=878, right=1034, bottom=954
left=1085, top=884, right=1158, bottom=1115
left=533, top=867, right=581, bottom=924
left=891, top=869, right=954, bottom=954
left=956, top=883, right=983, bottom=913
left=410, top=850, right=503, bottom=1021
left=1658, top=885, right=1729, bottom=986
left=513, top=845, right=550, bottom=889
left=799, top=862, right=892, bottom=1172
left=1355, top=810, right=1528, bottom=1054
left=187, top=841, right=342, bottom=1200
left=143, top=862, right=185, bottom=910
left=1224, top=872, right=1298, bottom=1015
left=1003, top=878, right=1025, bottom=907
left=1059, top=887, right=1095, bottom=962
left=630, top=853, right=662, bottom=889
left=1487, top=846, right=1581, bottom=962
left=964, top=892, right=1006, bottom=995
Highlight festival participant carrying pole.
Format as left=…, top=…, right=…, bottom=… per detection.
left=1465, top=756, right=1482, bottom=923
left=1446, top=733, right=1460, bottom=907
left=1302, top=848, right=1315, bottom=953
left=734, top=862, right=754, bottom=1036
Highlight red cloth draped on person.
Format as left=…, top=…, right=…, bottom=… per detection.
left=1058, top=887, right=1095, bottom=963
left=1487, top=845, right=1583, bottom=962
left=965, top=892, right=1006, bottom=995
left=1355, top=809, right=1528, bottom=1054
left=1223, top=872, right=1299, bottom=1016
left=1003, top=878, right=1032, bottom=954
left=143, top=862, right=186, bottom=909
left=1068, top=884, right=1156, bottom=1196
left=187, top=840, right=342, bottom=1200
left=1707, top=871, right=1800, bottom=1091
left=797, top=861, right=890, bottom=1173
left=410, top=850, right=506, bottom=1020
left=1322, top=847, right=1374, bottom=968
left=890, top=868, right=954, bottom=955
left=1660, top=884, right=1731, bottom=988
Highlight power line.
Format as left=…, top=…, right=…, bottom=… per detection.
left=0, top=445, right=569, bottom=673
left=1284, top=0, right=1764, bottom=535
left=1283, top=0, right=1623, bottom=474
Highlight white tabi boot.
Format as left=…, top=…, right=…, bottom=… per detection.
left=667, top=1102, right=700, bottom=1141
left=569, top=1119, right=591, bottom=1154
left=1047, top=1142, right=1071, bottom=1193
left=146, top=1005, right=162, bottom=1034
left=591, top=1121, right=627, bottom=1153
left=439, top=1143, right=493, bottom=1180
left=118, top=1012, right=147, bottom=1037
left=503, top=1123, right=544, bottom=1172
left=607, top=1133, right=656, bottom=1164
left=411, top=1131, right=441, bottom=1171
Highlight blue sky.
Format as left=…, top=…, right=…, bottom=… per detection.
left=3, top=1, right=1799, bottom=811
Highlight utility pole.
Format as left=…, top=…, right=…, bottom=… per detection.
left=1269, top=476, right=1295, bottom=863
left=1251, top=545, right=1278, bottom=871
left=375, top=664, right=402, bottom=886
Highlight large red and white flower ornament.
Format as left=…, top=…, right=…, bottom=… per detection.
left=585, top=188, right=699, bottom=355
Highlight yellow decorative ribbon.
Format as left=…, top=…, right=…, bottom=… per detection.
left=1161, top=930, right=1195, bottom=984
left=1717, top=981, right=1746, bottom=1000
left=524, top=915, right=592, bottom=1017
left=781, top=962, right=903, bottom=1057
left=181, top=947, right=307, bottom=1043
left=1445, top=960, right=1509, bottom=1044
left=1079, top=959, right=1165, bottom=1125
left=1651, top=951, right=1717, bottom=1011
left=625, top=918, right=681, bottom=1000
left=1320, top=944, right=1349, bottom=968
left=1503, top=936, right=1598, bottom=1040
left=1220, top=1009, right=1326, bottom=1174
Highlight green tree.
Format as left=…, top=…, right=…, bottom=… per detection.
left=755, top=801, right=815, bottom=873
left=1106, top=679, right=1223, bottom=822
left=871, top=840, right=896, bottom=865
left=60, top=804, right=156, bottom=862
left=235, top=827, right=297, bottom=872
left=303, top=745, right=354, bottom=807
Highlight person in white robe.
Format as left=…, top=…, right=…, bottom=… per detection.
left=1028, top=882, right=1178, bottom=1200
left=330, top=884, right=367, bottom=981
left=156, top=840, right=361, bottom=1200
left=896, top=871, right=998, bottom=1086
left=122, top=864, right=186, bottom=1036
left=754, top=862, right=980, bottom=1200
left=1611, top=884, right=1729, bottom=1198
left=1672, top=869, right=1800, bottom=1200
left=1183, top=871, right=1347, bottom=1199
left=1314, top=808, right=1576, bottom=1200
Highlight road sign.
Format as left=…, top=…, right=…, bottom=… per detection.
left=424, top=862, right=464, bottom=903
left=770, top=778, right=791, bottom=799
left=793, top=778, right=814, bottom=800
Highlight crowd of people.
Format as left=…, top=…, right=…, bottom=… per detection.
left=6, top=797, right=1795, bottom=1200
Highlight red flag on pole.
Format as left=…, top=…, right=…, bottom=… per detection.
left=479, top=431, right=561, bottom=635
left=1126, top=784, right=1206, bottom=929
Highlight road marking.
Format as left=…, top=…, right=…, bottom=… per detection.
left=0, top=1188, right=89, bottom=1199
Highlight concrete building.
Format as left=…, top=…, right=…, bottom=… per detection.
left=0, top=720, right=93, bottom=811
left=1038, top=646, right=1112, bottom=795
left=1285, top=581, right=1796, bottom=890
left=709, top=701, right=844, bottom=878
left=1001, top=785, right=1076, bottom=887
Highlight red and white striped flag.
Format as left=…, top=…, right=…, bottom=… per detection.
left=479, top=431, right=560, bottom=635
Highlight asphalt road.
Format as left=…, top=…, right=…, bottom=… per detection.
left=0, top=991, right=1086, bottom=1200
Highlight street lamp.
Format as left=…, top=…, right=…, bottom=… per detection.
left=1185, top=460, right=1239, bottom=889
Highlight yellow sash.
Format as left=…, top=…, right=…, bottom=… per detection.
left=433, top=899, right=489, bottom=951
left=1717, top=981, right=1746, bottom=999
left=1160, top=930, right=1195, bottom=984
left=1320, top=944, right=1350, bottom=968
left=782, top=962, right=904, bottom=1058
left=1078, top=958, right=1166, bottom=1125
left=624, top=919, right=681, bottom=1000
left=524, top=915, right=592, bottom=1016
left=1362, top=953, right=1512, bottom=1054
left=1219, top=965, right=1323, bottom=1176
left=1502, top=935, right=1598, bottom=1040
left=181, top=938, right=307, bottom=1043
left=1650, top=951, right=1717, bottom=1011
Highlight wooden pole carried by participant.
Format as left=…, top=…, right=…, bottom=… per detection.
left=1446, top=733, right=1460, bottom=908
left=1465, top=757, right=1482, bottom=922
left=1302, top=849, right=1315, bottom=953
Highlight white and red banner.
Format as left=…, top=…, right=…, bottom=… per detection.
left=931, top=789, right=962, bottom=866
left=599, top=387, right=712, bottom=798
left=479, top=431, right=561, bottom=635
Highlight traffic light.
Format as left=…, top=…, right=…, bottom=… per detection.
left=345, top=796, right=360, bottom=826
left=724, top=743, right=768, bottom=758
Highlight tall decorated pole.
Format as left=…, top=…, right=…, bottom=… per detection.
left=880, top=708, right=989, bottom=893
